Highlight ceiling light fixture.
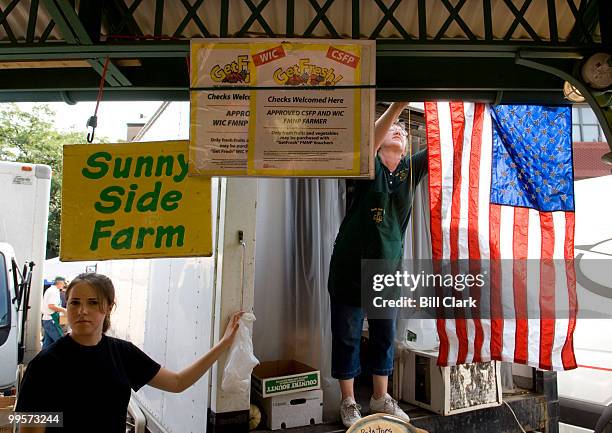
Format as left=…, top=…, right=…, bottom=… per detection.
left=563, top=81, right=585, bottom=103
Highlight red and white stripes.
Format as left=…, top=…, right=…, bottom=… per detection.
left=425, top=101, right=577, bottom=371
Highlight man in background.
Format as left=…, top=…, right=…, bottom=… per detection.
left=41, top=276, right=67, bottom=349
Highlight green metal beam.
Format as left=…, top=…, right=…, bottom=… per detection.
left=304, top=0, right=339, bottom=38
left=352, top=0, right=359, bottom=38
left=419, top=0, right=428, bottom=40
left=40, top=0, right=76, bottom=43
left=546, top=0, right=559, bottom=43
left=220, top=0, right=229, bottom=37
left=52, top=0, right=91, bottom=44
left=78, top=0, right=102, bottom=43
left=285, top=0, right=294, bottom=37
left=0, top=42, right=596, bottom=61
left=435, top=0, right=476, bottom=41
left=154, top=0, right=164, bottom=36
left=111, top=0, right=145, bottom=37
left=0, top=0, right=19, bottom=43
left=0, top=42, right=597, bottom=70
left=237, top=0, right=274, bottom=37
left=0, top=43, right=189, bottom=58
left=0, top=89, right=189, bottom=102
left=0, top=0, right=604, bottom=45
left=503, top=0, right=538, bottom=41
left=39, top=20, right=55, bottom=43
left=601, top=0, right=611, bottom=46
left=371, top=0, right=412, bottom=40
left=567, top=0, right=596, bottom=45
left=0, top=50, right=570, bottom=92
left=566, top=0, right=596, bottom=44
left=500, top=0, right=542, bottom=42
left=375, top=43, right=587, bottom=57
left=26, top=0, right=39, bottom=43
left=88, top=58, right=121, bottom=87
left=41, top=0, right=132, bottom=87
left=174, top=0, right=209, bottom=38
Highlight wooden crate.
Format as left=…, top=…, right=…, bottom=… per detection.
left=0, top=396, right=16, bottom=433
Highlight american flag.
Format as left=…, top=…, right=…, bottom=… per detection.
left=425, top=102, right=577, bottom=371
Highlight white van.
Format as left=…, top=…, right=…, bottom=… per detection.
left=0, top=242, right=18, bottom=391
left=558, top=175, right=612, bottom=433
left=0, top=161, right=51, bottom=391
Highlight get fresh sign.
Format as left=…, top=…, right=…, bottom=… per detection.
left=61, top=140, right=212, bottom=261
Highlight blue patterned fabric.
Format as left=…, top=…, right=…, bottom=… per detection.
left=490, top=105, right=574, bottom=212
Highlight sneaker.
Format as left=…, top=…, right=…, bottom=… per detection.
left=369, top=393, right=410, bottom=422
left=340, top=397, right=362, bottom=428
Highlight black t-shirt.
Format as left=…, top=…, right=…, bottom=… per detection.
left=16, top=334, right=161, bottom=433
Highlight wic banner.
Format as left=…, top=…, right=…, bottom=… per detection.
left=189, top=38, right=375, bottom=178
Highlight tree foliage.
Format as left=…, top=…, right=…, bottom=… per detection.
left=0, top=103, right=87, bottom=258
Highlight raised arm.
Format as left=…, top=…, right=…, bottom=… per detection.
left=374, top=102, right=409, bottom=154
left=148, top=311, right=243, bottom=393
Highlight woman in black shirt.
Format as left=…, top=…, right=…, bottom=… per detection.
left=16, top=273, right=243, bottom=433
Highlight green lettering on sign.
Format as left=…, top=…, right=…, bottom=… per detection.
left=90, top=219, right=115, bottom=250
left=155, top=225, right=185, bottom=248
left=82, top=151, right=111, bottom=179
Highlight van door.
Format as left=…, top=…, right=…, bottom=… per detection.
left=0, top=247, right=18, bottom=390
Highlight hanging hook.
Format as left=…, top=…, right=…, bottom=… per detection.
left=86, top=115, right=97, bottom=143
left=86, top=57, right=110, bottom=143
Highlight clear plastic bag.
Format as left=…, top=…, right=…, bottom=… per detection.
left=221, top=312, right=259, bottom=393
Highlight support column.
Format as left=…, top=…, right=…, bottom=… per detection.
left=208, top=178, right=258, bottom=433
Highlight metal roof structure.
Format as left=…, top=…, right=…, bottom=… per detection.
left=0, top=0, right=610, bottom=147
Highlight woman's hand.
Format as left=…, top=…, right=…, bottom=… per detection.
left=221, top=311, right=244, bottom=347
left=148, top=310, right=247, bottom=393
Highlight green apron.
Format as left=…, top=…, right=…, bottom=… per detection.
left=51, top=311, right=64, bottom=336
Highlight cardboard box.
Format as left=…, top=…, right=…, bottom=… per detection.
left=399, top=348, right=502, bottom=416
left=252, top=389, right=323, bottom=430
left=252, top=360, right=320, bottom=398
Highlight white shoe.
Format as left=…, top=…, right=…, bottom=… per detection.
left=370, top=393, right=410, bottom=422
left=340, top=397, right=362, bottom=428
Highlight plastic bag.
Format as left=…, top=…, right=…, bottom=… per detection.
left=221, top=312, right=259, bottom=394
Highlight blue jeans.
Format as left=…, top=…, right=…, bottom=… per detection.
left=330, top=301, right=397, bottom=380
left=42, top=319, right=62, bottom=349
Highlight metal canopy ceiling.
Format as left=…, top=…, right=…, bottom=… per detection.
left=0, top=0, right=606, bottom=97
left=0, top=0, right=602, bottom=43
left=0, top=0, right=610, bottom=145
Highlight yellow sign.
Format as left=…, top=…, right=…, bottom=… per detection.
left=61, top=140, right=212, bottom=261
left=189, top=38, right=375, bottom=178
